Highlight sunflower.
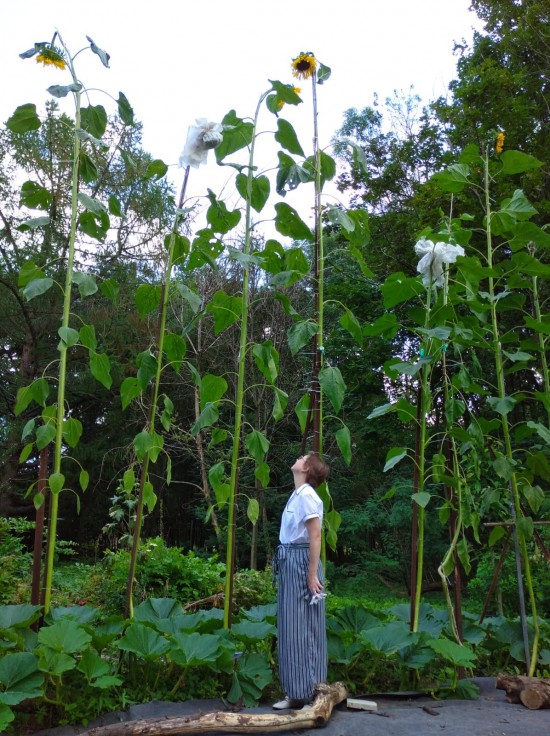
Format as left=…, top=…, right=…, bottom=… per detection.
left=36, top=46, right=66, bottom=70
left=292, top=52, right=316, bottom=81
left=495, top=131, right=505, bottom=154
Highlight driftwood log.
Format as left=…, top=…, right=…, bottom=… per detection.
left=496, top=673, right=550, bottom=710
left=79, top=682, right=349, bottom=736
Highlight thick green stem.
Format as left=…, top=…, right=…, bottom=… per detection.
left=43, top=44, right=81, bottom=614
left=223, top=94, right=265, bottom=629
left=412, top=286, right=431, bottom=632
left=532, top=272, right=550, bottom=426
left=484, top=152, right=539, bottom=674
left=311, top=72, right=329, bottom=571
left=125, top=171, right=189, bottom=618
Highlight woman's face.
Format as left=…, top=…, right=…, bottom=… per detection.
left=291, top=455, right=309, bottom=473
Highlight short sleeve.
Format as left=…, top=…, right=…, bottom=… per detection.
left=300, top=488, right=322, bottom=522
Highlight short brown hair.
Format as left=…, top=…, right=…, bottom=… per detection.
left=304, top=452, right=330, bottom=489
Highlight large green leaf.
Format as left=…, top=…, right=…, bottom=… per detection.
left=287, top=320, right=317, bottom=356
left=215, top=110, right=254, bottom=162
left=120, top=377, right=142, bottom=410
left=360, top=620, right=415, bottom=654
left=170, top=632, right=221, bottom=667
left=77, top=649, right=109, bottom=682
left=0, top=653, right=43, bottom=705
left=134, top=598, right=182, bottom=623
left=200, top=374, right=228, bottom=408
left=14, top=378, right=49, bottom=415
left=90, top=352, right=112, bottom=390
left=275, top=118, right=304, bottom=156
left=164, top=333, right=187, bottom=372
left=235, top=174, right=270, bottom=213
left=62, top=417, right=83, bottom=448
left=22, top=277, right=53, bottom=302
left=303, top=151, right=336, bottom=188
left=117, top=623, right=170, bottom=659
left=431, top=163, right=470, bottom=192
left=427, top=638, right=476, bottom=666
left=80, top=105, right=107, bottom=138
left=295, top=393, right=311, bottom=434
left=252, top=341, right=279, bottom=384
left=276, top=151, right=312, bottom=195
left=206, top=291, right=242, bottom=334
left=318, top=366, right=346, bottom=413
left=231, top=620, right=276, bottom=643
left=117, top=91, right=134, bottom=125
left=37, top=620, right=92, bottom=653
left=335, top=425, right=352, bottom=466
left=245, top=430, right=270, bottom=463
left=73, top=272, right=98, bottom=298
left=7, top=104, right=41, bottom=133
left=272, top=387, right=288, bottom=422
left=20, top=181, right=52, bottom=210
left=274, top=202, right=313, bottom=241
left=36, top=649, right=75, bottom=676
left=191, top=402, right=219, bottom=437
left=227, top=652, right=272, bottom=707
left=206, top=190, right=241, bottom=234
left=383, top=447, right=407, bottom=472
left=0, top=605, right=41, bottom=630
left=339, top=308, right=362, bottom=346
left=135, top=283, right=162, bottom=318
left=500, top=150, right=542, bottom=175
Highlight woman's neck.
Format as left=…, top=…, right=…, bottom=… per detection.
left=292, top=471, right=307, bottom=490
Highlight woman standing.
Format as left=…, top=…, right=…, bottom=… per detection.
left=273, top=452, right=330, bottom=709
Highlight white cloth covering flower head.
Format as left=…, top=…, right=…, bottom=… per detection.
left=179, top=119, right=223, bottom=168
left=414, top=237, right=465, bottom=288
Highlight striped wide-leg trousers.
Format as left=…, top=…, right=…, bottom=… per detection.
left=276, top=544, right=327, bottom=701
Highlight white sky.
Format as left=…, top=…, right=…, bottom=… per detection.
left=1, top=0, right=482, bottom=234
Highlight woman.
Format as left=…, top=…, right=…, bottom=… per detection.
left=273, top=452, right=330, bottom=709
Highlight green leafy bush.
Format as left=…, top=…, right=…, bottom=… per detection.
left=81, top=538, right=226, bottom=613
left=0, top=519, right=33, bottom=604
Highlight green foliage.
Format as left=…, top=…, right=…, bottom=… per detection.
left=84, top=538, right=225, bottom=613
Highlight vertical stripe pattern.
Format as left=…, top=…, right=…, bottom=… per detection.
left=276, top=545, right=327, bottom=701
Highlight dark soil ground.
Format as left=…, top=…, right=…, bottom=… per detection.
left=30, top=678, right=550, bottom=736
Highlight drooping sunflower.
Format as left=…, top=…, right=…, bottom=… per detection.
left=36, top=46, right=67, bottom=70
left=495, top=131, right=505, bottom=154
left=291, top=52, right=316, bottom=81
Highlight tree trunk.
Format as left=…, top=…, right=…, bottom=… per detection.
left=496, top=673, right=550, bottom=709
left=79, top=682, right=348, bottom=736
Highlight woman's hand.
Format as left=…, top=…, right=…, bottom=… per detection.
left=308, top=573, right=324, bottom=596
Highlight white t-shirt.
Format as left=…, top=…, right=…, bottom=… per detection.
left=279, top=483, right=323, bottom=544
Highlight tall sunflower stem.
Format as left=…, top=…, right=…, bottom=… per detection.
left=412, top=286, right=431, bottom=632
left=124, top=170, right=190, bottom=619
left=531, top=270, right=550, bottom=426
left=483, top=151, right=539, bottom=674
left=43, top=38, right=81, bottom=614
left=223, top=93, right=267, bottom=629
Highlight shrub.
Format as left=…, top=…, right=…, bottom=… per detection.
left=81, top=537, right=225, bottom=613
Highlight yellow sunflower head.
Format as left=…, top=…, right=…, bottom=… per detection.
left=292, top=52, right=317, bottom=81
left=35, top=46, right=67, bottom=70
left=495, top=131, right=505, bottom=154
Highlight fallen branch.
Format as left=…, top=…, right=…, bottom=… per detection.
left=496, top=673, right=550, bottom=710
left=79, top=681, right=348, bottom=736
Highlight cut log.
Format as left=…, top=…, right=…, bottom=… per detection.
left=496, top=673, right=550, bottom=710
left=80, top=681, right=348, bottom=736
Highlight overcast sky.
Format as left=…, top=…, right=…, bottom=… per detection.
left=1, top=0, right=482, bottom=231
